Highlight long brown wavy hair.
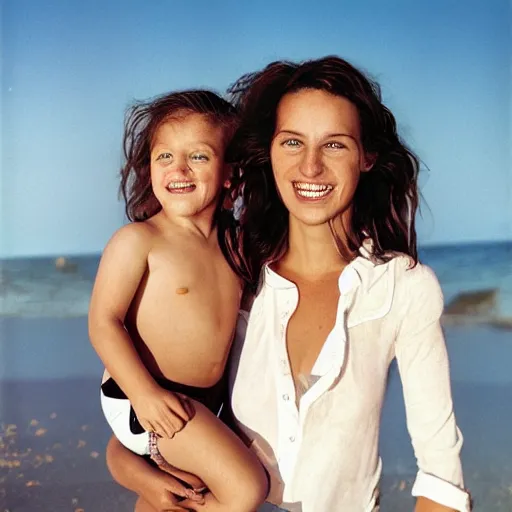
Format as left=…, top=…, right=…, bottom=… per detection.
left=120, top=90, right=238, bottom=222
left=218, top=56, right=422, bottom=290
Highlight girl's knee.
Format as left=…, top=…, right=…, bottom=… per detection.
left=252, top=464, right=270, bottom=505
left=231, top=462, right=269, bottom=510
left=134, top=497, right=156, bottom=512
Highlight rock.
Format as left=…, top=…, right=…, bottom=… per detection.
left=444, top=289, right=498, bottom=316
left=488, top=317, right=512, bottom=330
left=441, top=288, right=512, bottom=330
left=54, top=257, right=77, bottom=273
left=55, top=257, right=68, bottom=269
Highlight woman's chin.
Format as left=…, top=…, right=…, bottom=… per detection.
left=289, top=212, right=337, bottom=228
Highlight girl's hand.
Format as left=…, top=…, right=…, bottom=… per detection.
left=131, top=387, right=195, bottom=438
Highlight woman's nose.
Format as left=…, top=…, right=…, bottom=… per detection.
left=299, top=148, right=323, bottom=178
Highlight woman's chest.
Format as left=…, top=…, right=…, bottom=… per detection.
left=286, top=280, right=341, bottom=379
left=231, top=294, right=396, bottom=430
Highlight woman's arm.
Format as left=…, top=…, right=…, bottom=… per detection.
left=395, top=264, right=471, bottom=512
left=106, top=436, right=204, bottom=511
left=221, top=307, right=253, bottom=446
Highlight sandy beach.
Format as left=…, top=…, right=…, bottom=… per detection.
left=1, top=315, right=511, bottom=511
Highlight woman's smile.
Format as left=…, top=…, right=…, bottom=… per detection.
left=292, top=181, right=334, bottom=200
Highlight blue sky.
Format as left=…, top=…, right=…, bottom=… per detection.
left=1, top=0, right=511, bottom=257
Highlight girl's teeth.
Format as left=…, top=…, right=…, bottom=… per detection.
left=167, top=182, right=195, bottom=190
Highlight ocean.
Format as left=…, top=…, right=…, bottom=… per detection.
left=1, top=241, right=511, bottom=511
left=2, top=241, right=511, bottom=321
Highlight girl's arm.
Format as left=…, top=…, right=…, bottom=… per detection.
left=395, top=264, right=471, bottom=512
left=89, top=223, right=158, bottom=398
left=89, top=223, right=190, bottom=437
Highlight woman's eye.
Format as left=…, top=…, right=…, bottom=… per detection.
left=282, top=139, right=301, bottom=148
left=191, top=153, right=209, bottom=161
left=156, top=152, right=172, bottom=161
left=325, top=142, right=345, bottom=150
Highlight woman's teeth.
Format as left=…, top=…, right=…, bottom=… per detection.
left=293, top=182, right=333, bottom=198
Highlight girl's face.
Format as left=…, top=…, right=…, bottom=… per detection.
left=150, top=113, right=228, bottom=219
left=270, top=88, right=374, bottom=229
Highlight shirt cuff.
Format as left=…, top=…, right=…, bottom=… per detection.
left=411, top=470, right=472, bottom=511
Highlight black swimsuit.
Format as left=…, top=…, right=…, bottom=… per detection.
left=101, top=376, right=227, bottom=435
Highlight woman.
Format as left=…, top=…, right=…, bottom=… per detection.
left=106, top=56, right=472, bottom=512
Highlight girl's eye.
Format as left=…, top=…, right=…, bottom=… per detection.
left=156, top=152, right=172, bottom=161
left=282, top=139, right=302, bottom=148
left=325, top=142, right=346, bottom=150
left=191, top=153, right=209, bottom=161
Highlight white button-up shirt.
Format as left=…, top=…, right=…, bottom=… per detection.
left=229, top=252, right=471, bottom=512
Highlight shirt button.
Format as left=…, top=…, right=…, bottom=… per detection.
left=282, top=394, right=289, bottom=401
left=289, top=436, right=295, bottom=442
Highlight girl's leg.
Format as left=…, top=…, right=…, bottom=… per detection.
left=134, top=498, right=157, bottom=512
left=153, top=399, right=268, bottom=512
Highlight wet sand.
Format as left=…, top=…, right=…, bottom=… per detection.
left=1, top=316, right=511, bottom=511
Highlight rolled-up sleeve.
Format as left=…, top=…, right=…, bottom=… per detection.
left=395, top=264, right=471, bottom=511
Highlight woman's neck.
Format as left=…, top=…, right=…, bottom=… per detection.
left=277, top=218, right=355, bottom=280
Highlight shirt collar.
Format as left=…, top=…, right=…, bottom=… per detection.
left=262, top=239, right=390, bottom=294
left=263, top=265, right=297, bottom=289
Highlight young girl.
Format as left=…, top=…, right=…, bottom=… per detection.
left=88, top=90, right=268, bottom=511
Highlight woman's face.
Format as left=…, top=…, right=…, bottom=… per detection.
left=270, top=88, right=373, bottom=228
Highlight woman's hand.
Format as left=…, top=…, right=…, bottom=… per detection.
left=106, top=435, right=205, bottom=510
left=131, top=387, right=195, bottom=438
left=135, top=470, right=205, bottom=511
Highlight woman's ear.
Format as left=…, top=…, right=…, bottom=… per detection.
left=361, top=153, right=377, bottom=172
